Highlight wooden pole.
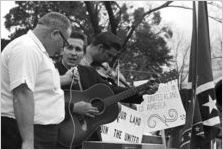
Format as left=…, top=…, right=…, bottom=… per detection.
left=161, top=130, right=167, bottom=149
left=211, top=139, right=217, bottom=149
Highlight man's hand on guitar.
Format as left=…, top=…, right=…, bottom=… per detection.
left=139, top=83, right=159, bottom=96
left=73, top=101, right=99, bottom=117
left=137, top=70, right=178, bottom=96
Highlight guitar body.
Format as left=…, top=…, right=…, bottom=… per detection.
left=58, top=84, right=119, bottom=148
left=57, top=70, right=177, bottom=148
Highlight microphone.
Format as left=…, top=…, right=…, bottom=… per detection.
left=70, top=66, right=79, bottom=80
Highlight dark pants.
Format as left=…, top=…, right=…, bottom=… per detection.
left=1, top=117, right=59, bottom=149
left=56, top=127, right=101, bottom=149
left=1, top=117, right=22, bottom=149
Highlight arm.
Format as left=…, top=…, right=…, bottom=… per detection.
left=73, top=101, right=99, bottom=117
left=8, top=44, right=41, bottom=149
left=109, top=85, right=143, bottom=104
left=64, top=101, right=99, bottom=119
left=60, top=69, right=74, bottom=86
left=60, top=74, right=72, bottom=86
left=93, top=67, right=144, bottom=104
left=13, top=84, right=34, bottom=149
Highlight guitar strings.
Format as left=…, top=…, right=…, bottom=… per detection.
left=68, top=78, right=76, bottom=149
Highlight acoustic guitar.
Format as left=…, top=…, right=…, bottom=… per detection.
left=58, top=70, right=178, bottom=148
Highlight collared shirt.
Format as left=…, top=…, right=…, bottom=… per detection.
left=1, top=30, right=65, bottom=125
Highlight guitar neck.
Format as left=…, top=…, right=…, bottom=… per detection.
left=104, top=83, right=148, bottom=106
left=103, top=69, right=178, bottom=107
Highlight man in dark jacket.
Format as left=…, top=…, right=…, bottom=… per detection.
left=80, top=32, right=122, bottom=85
left=55, top=31, right=143, bottom=148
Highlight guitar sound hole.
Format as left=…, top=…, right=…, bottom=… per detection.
left=91, top=99, right=104, bottom=114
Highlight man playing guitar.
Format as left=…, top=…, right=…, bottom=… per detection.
left=55, top=31, right=144, bottom=148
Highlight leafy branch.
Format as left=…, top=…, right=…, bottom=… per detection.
left=112, top=1, right=174, bottom=67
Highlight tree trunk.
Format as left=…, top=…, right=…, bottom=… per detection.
left=84, top=1, right=100, bottom=35
left=104, top=1, right=117, bottom=34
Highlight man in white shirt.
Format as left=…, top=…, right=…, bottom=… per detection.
left=1, top=12, right=73, bottom=149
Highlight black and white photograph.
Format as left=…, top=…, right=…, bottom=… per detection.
left=1, top=1, right=222, bottom=149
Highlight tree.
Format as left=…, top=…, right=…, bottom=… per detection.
left=3, top=1, right=174, bottom=83
left=120, top=20, right=173, bottom=82
left=168, top=29, right=191, bottom=88
left=170, top=25, right=222, bottom=89
left=4, top=1, right=94, bottom=39
left=210, top=31, right=222, bottom=80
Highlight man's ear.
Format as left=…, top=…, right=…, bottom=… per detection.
left=60, top=49, right=65, bottom=55
left=97, top=44, right=104, bottom=52
left=51, top=30, right=60, bottom=40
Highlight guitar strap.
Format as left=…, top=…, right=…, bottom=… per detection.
left=77, top=78, right=83, bottom=92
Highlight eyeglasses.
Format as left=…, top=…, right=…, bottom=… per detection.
left=58, top=31, right=74, bottom=50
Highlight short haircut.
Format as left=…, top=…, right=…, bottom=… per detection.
left=37, top=12, right=71, bottom=33
left=70, top=31, right=87, bottom=53
left=91, top=32, right=122, bottom=51
left=70, top=31, right=87, bottom=44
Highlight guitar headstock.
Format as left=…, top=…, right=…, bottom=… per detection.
left=137, top=69, right=178, bottom=95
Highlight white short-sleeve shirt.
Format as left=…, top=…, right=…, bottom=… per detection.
left=1, top=30, right=65, bottom=125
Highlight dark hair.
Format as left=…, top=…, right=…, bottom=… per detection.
left=91, top=32, right=122, bottom=51
left=70, top=31, right=87, bottom=43
left=70, top=31, right=87, bottom=53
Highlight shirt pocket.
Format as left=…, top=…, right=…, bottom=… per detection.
left=44, top=59, right=61, bottom=91
left=52, top=68, right=61, bottom=91
left=38, top=58, right=60, bottom=92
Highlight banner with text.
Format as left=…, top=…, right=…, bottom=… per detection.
left=134, top=79, right=186, bottom=133
left=101, top=105, right=145, bottom=144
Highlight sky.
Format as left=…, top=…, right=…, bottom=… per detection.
left=1, top=1, right=15, bottom=39
left=1, top=1, right=221, bottom=39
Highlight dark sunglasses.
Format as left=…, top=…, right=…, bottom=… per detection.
left=58, top=31, right=74, bottom=50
